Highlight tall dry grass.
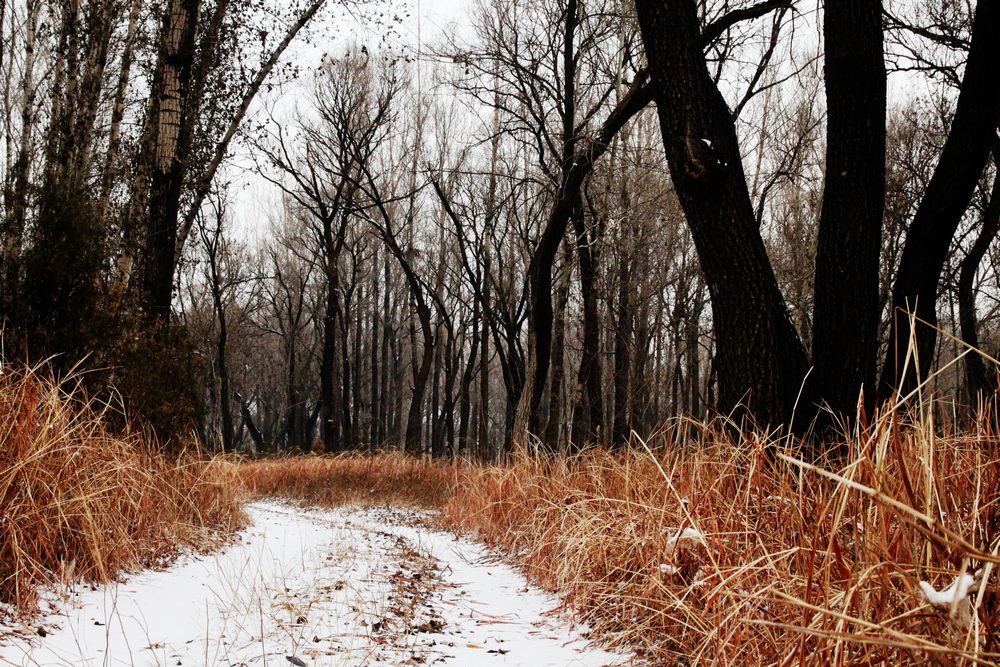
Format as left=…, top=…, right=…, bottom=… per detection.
left=443, top=413, right=1000, bottom=665
left=0, top=364, right=244, bottom=615
left=236, top=452, right=455, bottom=508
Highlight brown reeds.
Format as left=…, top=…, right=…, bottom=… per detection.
left=0, top=364, right=244, bottom=615
left=443, top=413, right=1000, bottom=665
left=236, top=451, right=455, bottom=508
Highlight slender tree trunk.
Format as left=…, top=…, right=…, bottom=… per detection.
left=2, top=0, right=39, bottom=303
left=570, top=202, right=604, bottom=446
left=612, top=244, right=633, bottom=446
left=431, top=322, right=443, bottom=457
left=321, top=241, right=342, bottom=452
left=99, top=0, right=142, bottom=223
left=370, top=249, right=381, bottom=447
left=459, top=303, right=479, bottom=455
left=479, top=252, right=491, bottom=459
left=544, top=251, right=571, bottom=447
left=379, top=260, right=392, bottom=445
left=959, top=160, right=1000, bottom=400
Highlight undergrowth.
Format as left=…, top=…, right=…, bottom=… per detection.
left=236, top=452, right=455, bottom=508
left=0, top=364, right=244, bottom=615
left=443, top=413, right=1000, bottom=665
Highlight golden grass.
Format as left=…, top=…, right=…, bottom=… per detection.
left=236, top=451, right=456, bottom=508
left=442, top=414, right=1000, bottom=665
left=0, top=364, right=245, bottom=615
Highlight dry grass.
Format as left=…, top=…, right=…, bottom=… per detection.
left=443, top=413, right=1000, bottom=665
left=236, top=451, right=456, bottom=508
left=0, top=364, right=245, bottom=615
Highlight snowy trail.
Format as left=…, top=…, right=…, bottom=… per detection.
left=0, top=501, right=629, bottom=666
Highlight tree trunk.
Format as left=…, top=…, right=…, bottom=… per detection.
left=634, top=0, right=808, bottom=428
left=459, top=295, right=480, bottom=455
left=479, top=252, right=491, bottom=459
left=1, top=0, right=40, bottom=305
left=879, top=3, right=1000, bottom=401
left=612, top=241, right=633, bottom=447
left=143, top=0, right=201, bottom=319
left=959, top=160, right=1000, bottom=400
left=808, top=0, right=886, bottom=431
left=570, top=201, right=604, bottom=446
left=99, top=0, right=143, bottom=223
left=544, top=250, right=571, bottom=448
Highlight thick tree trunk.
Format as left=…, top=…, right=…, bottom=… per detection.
left=808, top=0, right=886, bottom=431
left=143, top=0, right=200, bottom=319
left=634, top=0, right=808, bottom=428
left=879, top=3, right=1000, bottom=401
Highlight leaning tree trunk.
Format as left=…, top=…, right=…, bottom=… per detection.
left=634, top=0, right=808, bottom=428
left=879, top=2, right=1000, bottom=401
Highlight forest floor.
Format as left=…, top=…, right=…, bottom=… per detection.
left=0, top=500, right=630, bottom=667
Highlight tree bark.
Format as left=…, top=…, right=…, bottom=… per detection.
left=143, top=0, right=201, bottom=319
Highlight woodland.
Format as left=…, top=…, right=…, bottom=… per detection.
left=0, top=0, right=998, bottom=457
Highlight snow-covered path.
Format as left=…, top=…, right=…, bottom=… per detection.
left=0, top=501, right=629, bottom=666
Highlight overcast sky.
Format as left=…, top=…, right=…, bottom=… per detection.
left=223, top=0, right=474, bottom=243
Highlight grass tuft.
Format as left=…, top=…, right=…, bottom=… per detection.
left=0, top=363, right=245, bottom=615
left=443, top=412, right=1000, bottom=664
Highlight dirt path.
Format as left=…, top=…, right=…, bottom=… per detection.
left=0, top=501, right=630, bottom=666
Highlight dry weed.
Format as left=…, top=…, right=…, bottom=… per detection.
left=444, top=413, right=1000, bottom=665
left=0, top=364, right=245, bottom=615
left=236, top=451, right=455, bottom=508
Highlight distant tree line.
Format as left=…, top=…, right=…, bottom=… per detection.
left=2, top=0, right=999, bottom=456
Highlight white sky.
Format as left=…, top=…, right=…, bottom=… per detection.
left=224, top=0, right=473, bottom=244
left=220, top=0, right=958, bottom=247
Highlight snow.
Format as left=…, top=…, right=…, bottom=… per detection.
left=919, top=570, right=980, bottom=607
left=0, top=501, right=631, bottom=666
left=664, top=527, right=706, bottom=557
